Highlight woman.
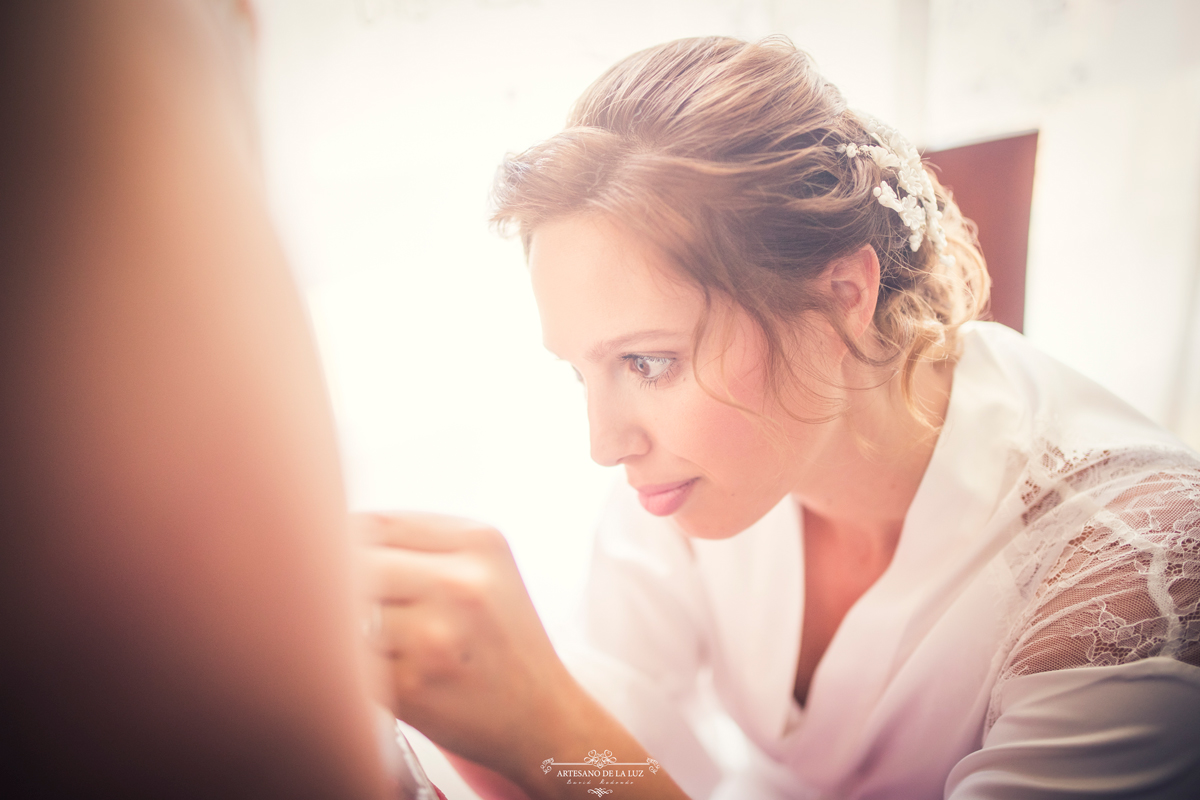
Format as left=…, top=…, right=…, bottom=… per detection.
left=361, top=37, right=1200, bottom=799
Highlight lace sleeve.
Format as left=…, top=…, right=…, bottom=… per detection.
left=991, top=448, right=1200, bottom=730
left=946, top=451, right=1200, bottom=798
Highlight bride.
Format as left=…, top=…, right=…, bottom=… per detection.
left=359, top=36, right=1200, bottom=799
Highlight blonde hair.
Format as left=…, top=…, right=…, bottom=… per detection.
left=492, top=36, right=989, bottom=422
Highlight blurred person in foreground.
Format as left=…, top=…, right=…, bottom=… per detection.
left=0, top=1, right=400, bottom=796
left=359, top=37, right=1200, bottom=800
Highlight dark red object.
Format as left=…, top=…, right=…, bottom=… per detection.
left=925, top=132, right=1038, bottom=332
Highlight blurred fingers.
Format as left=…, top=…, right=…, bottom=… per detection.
left=350, top=511, right=510, bottom=555
left=358, top=545, right=442, bottom=603
left=358, top=543, right=501, bottom=606
left=373, top=603, right=478, bottom=681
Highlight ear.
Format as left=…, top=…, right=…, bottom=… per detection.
left=826, top=245, right=880, bottom=341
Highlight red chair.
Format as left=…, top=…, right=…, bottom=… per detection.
left=925, top=132, right=1038, bottom=333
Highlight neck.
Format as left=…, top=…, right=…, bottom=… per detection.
left=792, top=353, right=954, bottom=550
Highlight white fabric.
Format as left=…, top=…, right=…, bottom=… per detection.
left=563, top=322, right=1200, bottom=799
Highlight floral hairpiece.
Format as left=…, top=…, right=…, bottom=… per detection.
left=836, top=115, right=951, bottom=265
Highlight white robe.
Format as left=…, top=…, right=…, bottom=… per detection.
left=564, top=322, right=1200, bottom=799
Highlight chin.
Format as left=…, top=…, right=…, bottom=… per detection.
left=669, top=484, right=788, bottom=540
left=671, top=506, right=756, bottom=541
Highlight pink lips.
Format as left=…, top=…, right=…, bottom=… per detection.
left=635, top=478, right=698, bottom=516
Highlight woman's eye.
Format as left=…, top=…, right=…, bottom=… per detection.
left=625, top=355, right=674, bottom=383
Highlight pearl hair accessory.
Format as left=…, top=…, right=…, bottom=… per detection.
left=837, top=116, right=952, bottom=265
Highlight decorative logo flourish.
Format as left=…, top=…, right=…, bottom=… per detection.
left=584, top=749, right=617, bottom=768
left=587, top=790, right=613, bottom=797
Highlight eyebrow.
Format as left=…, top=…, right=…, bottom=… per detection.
left=584, top=329, right=682, bottom=362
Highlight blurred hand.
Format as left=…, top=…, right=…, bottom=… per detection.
left=353, top=512, right=691, bottom=800
left=352, top=512, right=578, bottom=779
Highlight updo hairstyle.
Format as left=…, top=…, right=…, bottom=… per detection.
left=492, top=36, right=989, bottom=423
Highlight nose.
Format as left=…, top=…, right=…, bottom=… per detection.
left=586, top=385, right=651, bottom=467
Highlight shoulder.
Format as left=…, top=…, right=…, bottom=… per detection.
left=958, top=322, right=1187, bottom=453
left=964, top=324, right=1200, bottom=722
left=991, top=445, right=1200, bottom=728
left=953, top=322, right=1198, bottom=527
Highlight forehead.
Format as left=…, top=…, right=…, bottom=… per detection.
left=528, top=216, right=702, bottom=358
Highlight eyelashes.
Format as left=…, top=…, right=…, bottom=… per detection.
left=566, top=355, right=678, bottom=389
left=622, top=354, right=675, bottom=387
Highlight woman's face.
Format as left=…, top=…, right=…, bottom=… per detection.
left=529, top=216, right=835, bottom=540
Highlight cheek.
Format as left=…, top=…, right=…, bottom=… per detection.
left=670, top=397, right=796, bottom=539
left=687, top=335, right=780, bottom=472
left=667, top=383, right=783, bottom=479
